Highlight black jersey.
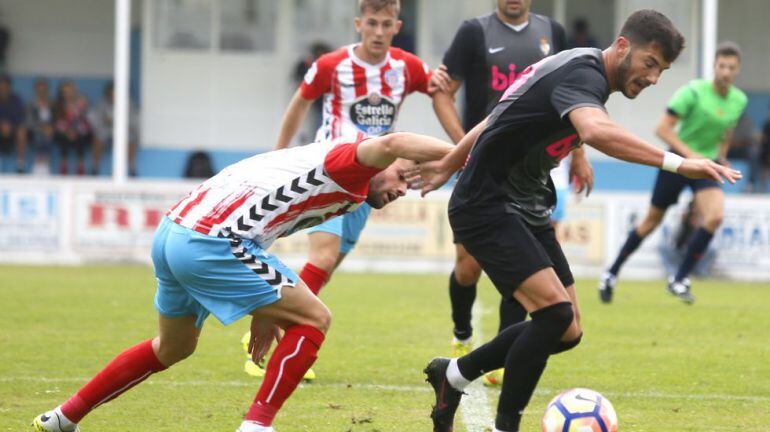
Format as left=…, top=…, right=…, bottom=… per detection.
left=449, top=48, right=610, bottom=227
left=443, top=12, right=567, bottom=132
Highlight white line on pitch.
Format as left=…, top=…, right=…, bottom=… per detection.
left=458, top=299, right=494, bottom=431
left=3, top=376, right=770, bottom=403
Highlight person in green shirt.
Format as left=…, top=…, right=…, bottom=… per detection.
left=600, top=42, right=747, bottom=304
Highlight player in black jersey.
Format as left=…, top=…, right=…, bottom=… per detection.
left=420, top=10, right=741, bottom=432
left=430, top=0, right=594, bottom=386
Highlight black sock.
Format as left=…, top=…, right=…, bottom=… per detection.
left=675, top=227, right=714, bottom=281
left=608, top=229, right=644, bottom=276
left=496, top=302, right=575, bottom=432
left=498, top=298, right=527, bottom=334
left=457, top=320, right=528, bottom=381
left=449, top=271, right=476, bottom=340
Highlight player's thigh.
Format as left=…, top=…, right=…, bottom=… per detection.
left=513, top=267, right=571, bottom=313
left=250, top=281, right=331, bottom=333
left=451, top=212, right=556, bottom=302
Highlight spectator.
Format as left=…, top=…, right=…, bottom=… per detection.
left=53, top=80, right=91, bottom=175
left=567, top=18, right=600, bottom=49
left=88, top=81, right=139, bottom=176
left=759, top=104, right=770, bottom=192
left=26, top=78, right=55, bottom=175
left=0, top=73, right=26, bottom=173
left=183, top=150, right=214, bottom=179
left=292, top=41, right=331, bottom=144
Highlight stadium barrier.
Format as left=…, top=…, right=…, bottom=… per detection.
left=1, top=178, right=769, bottom=281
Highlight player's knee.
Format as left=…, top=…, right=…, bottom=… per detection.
left=307, top=303, right=332, bottom=334
left=532, top=301, right=574, bottom=336
left=308, top=249, right=339, bottom=274
left=704, top=211, right=724, bottom=231
left=454, top=258, right=481, bottom=286
left=155, top=336, right=198, bottom=366
left=552, top=333, right=583, bottom=355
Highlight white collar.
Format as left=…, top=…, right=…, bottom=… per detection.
left=503, top=20, right=529, bottom=32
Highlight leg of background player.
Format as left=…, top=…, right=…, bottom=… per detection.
left=301, top=231, right=340, bottom=295
left=672, top=187, right=723, bottom=296
left=449, top=244, right=481, bottom=352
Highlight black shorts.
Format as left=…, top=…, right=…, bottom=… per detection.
left=449, top=210, right=574, bottom=299
left=650, top=169, right=720, bottom=210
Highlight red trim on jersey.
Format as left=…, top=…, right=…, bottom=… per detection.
left=379, top=63, right=392, bottom=97
left=194, top=190, right=254, bottom=234
left=324, top=141, right=383, bottom=196
left=265, top=192, right=363, bottom=231
left=171, top=188, right=209, bottom=224
left=352, top=62, right=368, bottom=98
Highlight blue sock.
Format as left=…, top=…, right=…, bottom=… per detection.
left=608, top=229, right=644, bottom=276
left=675, top=228, right=714, bottom=281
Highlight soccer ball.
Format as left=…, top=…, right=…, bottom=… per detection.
left=542, top=388, right=618, bottom=432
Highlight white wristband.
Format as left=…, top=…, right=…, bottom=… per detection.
left=661, top=151, right=684, bottom=173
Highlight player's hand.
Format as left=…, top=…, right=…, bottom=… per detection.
left=248, top=317, right=281, bottom=364
left=427, top=65, right=452, bottom=95
left=419, top=159, right=452, bottom=196
left=678, top=158, right=742, bottom=184
left=569, top=152, right=594, bottom=197
left=403, top=164, right=422, bottom=190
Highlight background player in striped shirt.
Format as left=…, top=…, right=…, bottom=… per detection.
left=600, top=42, right=747, bottom=304
left=31, top=132, right=454, bottom=432
left=273, top=0, right=440, bottom=306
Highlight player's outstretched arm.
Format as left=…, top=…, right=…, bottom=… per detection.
left=274, top=89, right=314, bottom=150
left=569, top=106, right=742, bottom=184
left=419, top=117, right=488, bottom=196
left=355, top=132, right=453, bottom=169
left=431, top=66, right=466, bottom=144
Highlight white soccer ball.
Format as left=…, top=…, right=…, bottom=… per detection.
left=542, top=388, right=618, bottom=432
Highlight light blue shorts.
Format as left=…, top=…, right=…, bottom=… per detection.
left=151, top=217, right=298, bottom=328
left=306, top=203, right=372, bottom=254
left=551, top=187, right=569, bottom=222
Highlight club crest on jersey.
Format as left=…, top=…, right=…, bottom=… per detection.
left=350, top=92, right=396, bottom=135
left=384, top=69, right=400, bottom=88
left=540, top=37, right=551, bottom=56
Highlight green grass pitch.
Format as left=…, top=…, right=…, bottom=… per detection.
left=1, top=265, right=769, bottom=431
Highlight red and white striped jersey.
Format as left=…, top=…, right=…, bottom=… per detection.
left=300, top=44, right=432, bottom=141
left=166, top=139, right=382, bottom=248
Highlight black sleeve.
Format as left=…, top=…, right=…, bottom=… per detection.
left=442, top=19, right=482, bottom=81
left=550, top=19, right=568, bottom=53
left=550, top=62, right=608, bottom=120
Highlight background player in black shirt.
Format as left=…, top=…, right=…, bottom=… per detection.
left=420, top=10, right=741, bottom=432
left=430, top=0, right=593, bottom=385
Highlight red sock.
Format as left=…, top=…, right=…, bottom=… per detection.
left=299, top=263, right=329, bottom=296
left=61, top=339, right=167, bottom=423
left=246, top=325, right=325, bottom=426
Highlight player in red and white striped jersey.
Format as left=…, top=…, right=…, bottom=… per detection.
left=272, top=0, right=446, bottom=309
left=31, top=132, right=453, bottom=432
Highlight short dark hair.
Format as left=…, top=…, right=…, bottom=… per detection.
left=619, top=9, right=685, bottom=63
left=358, top=0, right=399, bottom=16
left=715, top=41, right=742, bottom=61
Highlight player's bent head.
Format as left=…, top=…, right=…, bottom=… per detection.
left=613, top=10, right=685, bottom=99
left=366, top=158, right=413, bottom=209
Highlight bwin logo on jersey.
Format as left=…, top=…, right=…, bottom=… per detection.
left=349, top=92, right=396, bottom=135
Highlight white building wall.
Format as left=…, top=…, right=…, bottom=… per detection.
left=0, top=0, right=115, bottom=77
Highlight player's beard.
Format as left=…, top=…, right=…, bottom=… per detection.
left=615, top=50, right=635, bottom=98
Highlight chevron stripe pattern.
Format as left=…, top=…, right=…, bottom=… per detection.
left=221, top=230, right=294, bottom=288
left=233, top=167, right=330, bottom=236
